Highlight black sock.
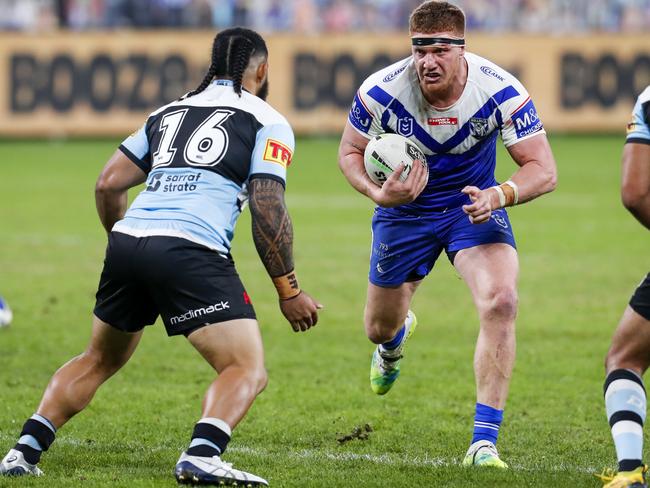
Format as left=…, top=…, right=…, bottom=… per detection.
left=13, top=414, right=56, bottom=465
left=186, top=418, right=231, bottom=457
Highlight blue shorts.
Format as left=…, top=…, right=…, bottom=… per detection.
left=369, top=206, right=516, bottom=287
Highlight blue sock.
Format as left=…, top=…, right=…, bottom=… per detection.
left=381, top=325, right=405, bottom=351
left=471, top=403, right=503, bottom=445
left=605, top=369, right=646, bottom=472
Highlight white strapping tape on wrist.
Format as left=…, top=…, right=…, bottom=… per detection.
left=493, top=186, right=506, bottom=208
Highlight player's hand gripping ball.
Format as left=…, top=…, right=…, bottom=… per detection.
left=364, top=133, right=427, bottom=186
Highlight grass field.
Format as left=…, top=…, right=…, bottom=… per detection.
left=0, top=135, right=648, bottom=487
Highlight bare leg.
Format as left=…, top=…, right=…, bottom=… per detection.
left=603, top=306, right=650, bottom=476
left=38, top=315, right=142, bottom=428
left=454, top=243, right=518, bottom=410
left=187, top=319, right=267, bottom=429
left=606, top=306, right=650, bottom=375
left=364, top=281, right=421, bottom=344
left=174, top=319, right=269, bottom=485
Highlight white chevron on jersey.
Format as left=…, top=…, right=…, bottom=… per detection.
left=348, top=52, right=545, bottom=211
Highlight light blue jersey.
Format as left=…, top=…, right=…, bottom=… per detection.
left=114, top=80, right=295, bottom=255
left=626, top=86, right=650, bottom=144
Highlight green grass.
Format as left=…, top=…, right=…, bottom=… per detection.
left=0, top=134, right=648, bottom=487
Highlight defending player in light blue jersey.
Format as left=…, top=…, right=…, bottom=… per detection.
left=0, top=28, right=322, bottom=486
left=338, top=1, right=557, bottom=468
left=598, top=86, right=650, bottom=488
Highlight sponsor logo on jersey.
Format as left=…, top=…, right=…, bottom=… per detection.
left=349, top=93, right=373, bottom=133
left=428, top=117, right=458, bottom=126
left=480, top=66, right=505, bottom=82
left=382, top=63, right=408, bottom=83
left=469, top=117, right=490, bottom=138
left=512, top=98, right=543, bottom=139
left=170, top=301, right=230, bottom=325
left=145, top=171, right=202, bottom=192
left=627, top=119, right=637, bottom=134
left=398, top=117, right=414, bottom=137
left=263, top=139, right=293, bottom=167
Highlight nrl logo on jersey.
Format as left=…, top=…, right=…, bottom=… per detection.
left=469, top=117, right=489, bottom=138
left=397, top=117, right=414, bottom=137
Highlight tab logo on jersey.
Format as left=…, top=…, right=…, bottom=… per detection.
left=428, top=117, right=458, bottom=126
left=263, top=139, right=293, bottom=167
left=349, top=93, right=373, bottom=133
left=512, top=98, right=543, bottom=139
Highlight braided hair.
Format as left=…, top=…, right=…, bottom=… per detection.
left=185, top=28, right=268, bottom=99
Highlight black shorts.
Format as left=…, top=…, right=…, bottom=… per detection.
left=94, top=232, right=256, bottom=336
left=630, top=272, right=650, bottom=321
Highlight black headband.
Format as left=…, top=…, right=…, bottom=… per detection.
left=411, top=37, right=465, bottom=46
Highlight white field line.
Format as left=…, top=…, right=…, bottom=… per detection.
left=0, top=433, right=598, bottom=474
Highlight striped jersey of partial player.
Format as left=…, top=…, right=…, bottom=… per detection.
left=348, top=52, right=545, bottom=211
left=626, top=85, right=650, bottom=144
left=115, top=79, right=294, bottom=255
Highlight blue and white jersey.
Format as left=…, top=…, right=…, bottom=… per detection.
left=626, top=86, right=650, bottom=144
left=348, top=52, right=545, bottom=211
left=114, top=80, right=294, bottom=255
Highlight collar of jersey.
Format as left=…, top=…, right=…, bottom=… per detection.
left=212, top=79, right=234, bottom=86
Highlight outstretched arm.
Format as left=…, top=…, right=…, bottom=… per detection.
left=248, top=177, right=322, bottom=332
left=95, top=149, right=147, bottom=233
left=621, top=142, right=650, bottom=229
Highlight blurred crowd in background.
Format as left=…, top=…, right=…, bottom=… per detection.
left=1, top=0, right=649, bottom=33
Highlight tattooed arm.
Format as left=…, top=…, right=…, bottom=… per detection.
left=248, top=177, right=322, bottom=332
left=248, top=177, right=295, bottom=279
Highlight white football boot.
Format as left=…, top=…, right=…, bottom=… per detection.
left=0, top=449, right=43, bottom=476
left=174, top=451, right=268, bottom=486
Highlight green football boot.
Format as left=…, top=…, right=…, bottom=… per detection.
left=462, top=440, right=508, bottom=469
left=597, top=465, right=648, bottom=488
left=369, top=310, right=417, bottom=395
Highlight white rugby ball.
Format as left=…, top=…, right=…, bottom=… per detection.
left=363, top=133, right=426, bottom=186
left=0, top=296, right=12, bottom=328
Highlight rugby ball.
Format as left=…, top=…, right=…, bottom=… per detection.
left=364, top=133, right=426, bottom=186
left=0, top=296, right=12, bottom=328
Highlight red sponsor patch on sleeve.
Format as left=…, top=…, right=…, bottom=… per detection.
left=263, top=139, right=293, bottom=167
